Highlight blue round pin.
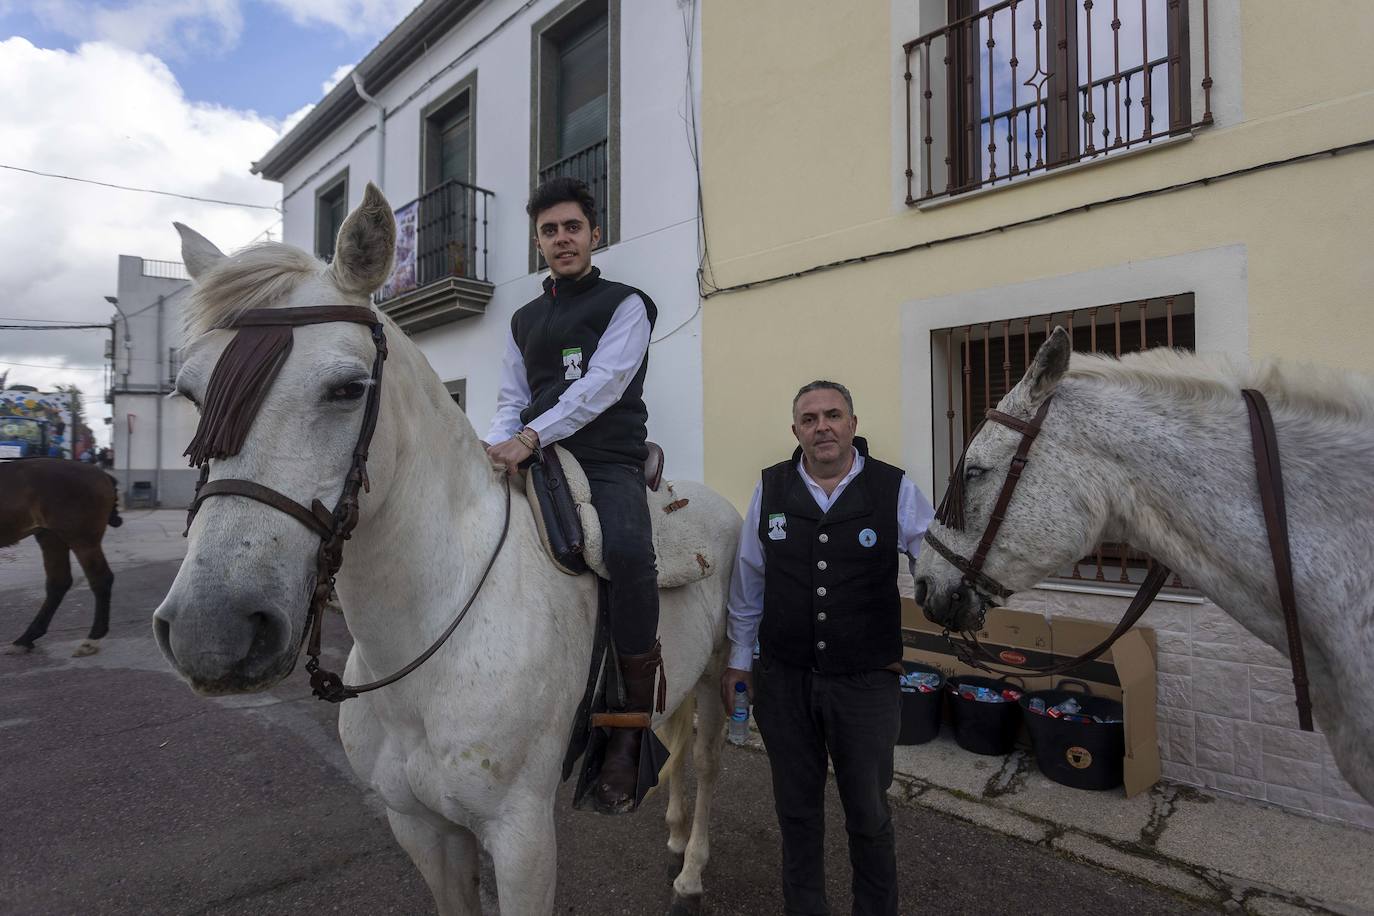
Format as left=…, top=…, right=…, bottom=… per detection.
left=858, top=528, right=877, bottom=547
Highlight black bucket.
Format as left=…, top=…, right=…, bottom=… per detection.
left=897, top=661, right=944, bottom=745
left=1021, top=682, right=1126, bottom=791
left=948, top=675, right=1023, bottom=756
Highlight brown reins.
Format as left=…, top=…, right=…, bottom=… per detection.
left=1242, top=388, right=1312, bottom=731
left=183, top=305, right=509, bottom=704
left=924, top=389, right=1314, bottom=730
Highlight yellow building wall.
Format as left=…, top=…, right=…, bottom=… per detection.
left=700, top=0, right=1374, bottom=508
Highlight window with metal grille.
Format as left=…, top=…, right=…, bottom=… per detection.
left=932, top=294, right=1196, bottom=589
left=903, top=0, right=1214, bottom=203
left=531, top=0, right=616, bottom=268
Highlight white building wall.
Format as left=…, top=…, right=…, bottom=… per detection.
left=110, top=256, right=200, bottom=506
left=274, top=0, right=706, bottom=480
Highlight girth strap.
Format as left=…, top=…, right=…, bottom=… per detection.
left=191, top=479, right=334, bottom=540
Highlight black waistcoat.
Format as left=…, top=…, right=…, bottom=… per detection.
left=758, top=438, right=904, bottom=673
left=511, top=267, right=657, bottom=464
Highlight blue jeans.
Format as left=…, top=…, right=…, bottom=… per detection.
left=583, top=460, right=660, bottom=655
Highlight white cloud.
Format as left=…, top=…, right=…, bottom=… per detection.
left=268, top=0, right=418, bottom=40
left=321, top=62, right=355, bottom=96
left=28, top=0, right=244, bottom=58
left=0, top=38, right=292, bottom=444
left=280, top=101, right=315, bottom=135
left=21, top=0, right=420, bottom=59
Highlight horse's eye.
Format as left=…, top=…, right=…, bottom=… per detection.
left=965, top=465, right=986, bottom=481
left=328, top=381, right=368, bottom=402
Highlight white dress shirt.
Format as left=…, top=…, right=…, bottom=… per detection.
left=485, top=292, right=652, bottom=446
left=725, top=448, right=936, bottom=670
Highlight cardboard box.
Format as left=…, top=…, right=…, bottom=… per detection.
left=901, top=598, right=1161, bottom=797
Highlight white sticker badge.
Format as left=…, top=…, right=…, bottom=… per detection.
left=562, top=347, right=584, bottom=380
left=767, top=513, right=787, bottom=541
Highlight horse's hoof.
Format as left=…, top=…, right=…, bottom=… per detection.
left=72, top=640, right=100, bottom=658
left=668, top=892, right=702, bottom=916
left=5, top=642, right=35, bottom=655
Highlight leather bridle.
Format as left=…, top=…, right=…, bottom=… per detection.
left=183, top=306, right=510, bottom=703
left=922, top=389, right=1313, bottom=730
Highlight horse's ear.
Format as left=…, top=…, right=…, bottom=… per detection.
left=174, top=223, right=226, bottom=282
left=1007, top=325, right=1071, bottom=412
left=330, top=182, right=396, bottom=296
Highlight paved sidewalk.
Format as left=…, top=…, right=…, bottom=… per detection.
left=885, top=734, right=1374, bottom=914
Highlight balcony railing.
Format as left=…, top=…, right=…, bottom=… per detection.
left=379, top=179, right=493, bottom=302
left=141, top=259, right=189, bottom=280
left=903, top=0, right=1214, bottom=203
left=538, top=139, right=609, bottom=243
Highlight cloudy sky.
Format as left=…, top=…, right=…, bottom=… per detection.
left=0, top=0, right=419, bottom=443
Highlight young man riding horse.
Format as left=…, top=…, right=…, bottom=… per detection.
left=485, top=177, right=661, bottom=814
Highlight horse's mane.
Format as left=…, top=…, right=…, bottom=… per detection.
left=182, top=242, right=323, bottom=338
left=1067, top=348, right=1374, bottom=426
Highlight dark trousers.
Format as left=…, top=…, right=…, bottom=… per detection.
left=583, top=460, right=660, bottom=656
left=754, top=655, right=901, bottom=916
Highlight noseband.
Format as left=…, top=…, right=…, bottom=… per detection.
left=183, top=306, right=510, bottom=703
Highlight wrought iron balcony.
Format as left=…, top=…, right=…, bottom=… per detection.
left=376, top=179, right=495, bottom=333
left=902, top=0, right=1214, bottom=203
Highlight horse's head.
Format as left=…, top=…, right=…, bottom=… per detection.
left=914, top=326, right=1107, bottom=631
left=153, top=183, right=398, bottom=694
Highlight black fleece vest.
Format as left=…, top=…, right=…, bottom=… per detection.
left=511, top=267, right=657, bottom=465
left=758, top=438, right=904, bottom=673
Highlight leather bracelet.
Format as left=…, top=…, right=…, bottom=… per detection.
left=515, top=430, right=538, bottom=452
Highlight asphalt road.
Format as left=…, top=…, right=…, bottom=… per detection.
left=0, top=537, right=1214, bottom=915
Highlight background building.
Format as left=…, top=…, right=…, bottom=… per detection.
left=252, top=0, right=706, bottom=479
left=699, top=0, right=1374, bottom=827
left=108, top=255, right=199, bottom=507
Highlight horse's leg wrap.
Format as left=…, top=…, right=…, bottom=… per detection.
left=593, top=639, right=668, bottom=814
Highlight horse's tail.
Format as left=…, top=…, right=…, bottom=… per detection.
left=105, top=473, right=123, bottom=528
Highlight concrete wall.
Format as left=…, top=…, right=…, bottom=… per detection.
left=700, top=0, right=1374, bottom=826
left=274, top=0, right=706, bottom=480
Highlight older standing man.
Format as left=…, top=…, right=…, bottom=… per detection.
left=721, top=380, right=935, bottom=916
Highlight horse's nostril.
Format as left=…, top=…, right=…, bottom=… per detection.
left=247, top=611, right=286, bottom=658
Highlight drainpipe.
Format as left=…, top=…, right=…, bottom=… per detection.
left=352, top=72, right=385, bottom=191
left=154, top=294, right=164, bottom=508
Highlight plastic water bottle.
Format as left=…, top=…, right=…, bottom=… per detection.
left=728, top=682, right=750, bottom=746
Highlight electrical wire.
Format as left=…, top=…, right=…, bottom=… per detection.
left=0, top=359, right=105, bottom=371
left=0, top=164, right=281, bottom=211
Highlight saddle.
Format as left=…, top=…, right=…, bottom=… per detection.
left=525, top=443, right=720, bottom=588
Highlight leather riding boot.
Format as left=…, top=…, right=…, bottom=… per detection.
left=594, top=640, right=666, bottom=813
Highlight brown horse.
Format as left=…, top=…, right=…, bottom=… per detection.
left=1, top=458, right=121, bottom=656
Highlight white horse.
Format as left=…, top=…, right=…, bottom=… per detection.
left=913, top=327, right=1374, bottom=805
left=152, top=184, right=740, bottom=915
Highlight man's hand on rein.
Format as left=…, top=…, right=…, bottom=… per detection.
left=486, top=428, right=539, bottom=476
